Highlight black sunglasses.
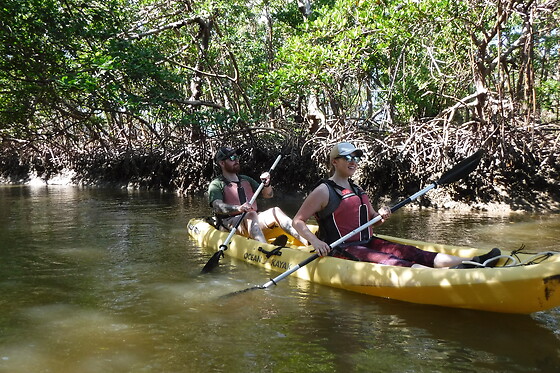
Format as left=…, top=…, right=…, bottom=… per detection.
left=336, top=155, right=361, bottom=163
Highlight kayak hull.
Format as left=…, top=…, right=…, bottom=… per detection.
left=188, top=218, right=560, bottom=314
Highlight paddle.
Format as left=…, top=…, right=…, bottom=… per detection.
left=201, top=154, right=282, bottom=273
left=234, top=149, right=483, bottom=292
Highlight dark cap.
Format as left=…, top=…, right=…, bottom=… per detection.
left=215, top=147, right=243, bottom=162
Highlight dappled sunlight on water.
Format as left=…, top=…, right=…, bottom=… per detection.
left=2, top=304, right=154, bottom=373
left=474, top=217, right=560, bottom=251
left=373, top=208, right=560, bottom=253
left=1, top=185, right=559, bottom=372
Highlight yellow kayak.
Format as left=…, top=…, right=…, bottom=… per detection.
left=188, top=218, right=560, bottom=314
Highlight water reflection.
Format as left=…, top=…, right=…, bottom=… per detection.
left=0, top=185, right=559, bottom=372
left=11, top=303, right=152, bottom=372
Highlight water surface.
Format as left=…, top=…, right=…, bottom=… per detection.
left=1, top=185, right=559, bottom=372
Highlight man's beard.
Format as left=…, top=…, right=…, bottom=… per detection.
left=225, top=162, right=240, bottom=173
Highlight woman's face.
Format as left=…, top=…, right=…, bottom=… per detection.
left=332, top=153, right=361, bottom=177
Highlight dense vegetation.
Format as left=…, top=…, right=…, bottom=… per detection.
left=1, top=0, right=559, bottom=210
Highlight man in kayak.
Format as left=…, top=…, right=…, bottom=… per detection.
left=208, top=146, right=307, bottom=245
left=291, top=142, right=501, bottom=268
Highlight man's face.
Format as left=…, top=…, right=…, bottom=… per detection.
left=221, top=156, right=240, bottom=173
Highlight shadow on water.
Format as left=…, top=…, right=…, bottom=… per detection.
left=369, top=297, right=560, bottom=372
left=212, top=255, right=560, bottom=373
left=191, top=207, right=560, bottom=372
left=1, top=185, right=559, bottom=373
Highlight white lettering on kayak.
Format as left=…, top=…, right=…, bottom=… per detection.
left=187, top=223, right=200, bottom=235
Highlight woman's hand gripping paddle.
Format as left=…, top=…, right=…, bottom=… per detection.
left=227, top=149, right=483, bottom=294
left=201, top=155, right=282, bottom=273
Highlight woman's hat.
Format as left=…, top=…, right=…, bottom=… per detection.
left=329, top=142, right=363, bottom=161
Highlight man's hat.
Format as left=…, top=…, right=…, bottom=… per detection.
left=329, top=142, right=363, bottom=161
left=215, top=147, right=243, bottom=162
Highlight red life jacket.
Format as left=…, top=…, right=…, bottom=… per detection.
left=221, top=176, right=258, bottom=215
left=315, top=179, right=371, bottom=244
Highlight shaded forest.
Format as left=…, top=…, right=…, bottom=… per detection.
left=1, top=0, right=559, bottom=211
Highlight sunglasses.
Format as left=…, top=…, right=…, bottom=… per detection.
left=227, top=155, right=240, bottom=161
left=337, top=155, right=361, bottom=163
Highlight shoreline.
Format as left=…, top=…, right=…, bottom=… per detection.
left=3, top=170, right=558, bottom=214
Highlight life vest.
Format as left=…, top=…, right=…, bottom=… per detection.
left=221, top=175, right=258, bottom=215
left=315, top=179, right=371, bottom=244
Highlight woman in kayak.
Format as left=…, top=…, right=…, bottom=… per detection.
left=292, top=142, right=500, bottom=268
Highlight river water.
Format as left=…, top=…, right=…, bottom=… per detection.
left=1, top=185, right=559, bottom=373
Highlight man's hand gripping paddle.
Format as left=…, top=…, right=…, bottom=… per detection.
left=201, top=155, right=282, bottom=273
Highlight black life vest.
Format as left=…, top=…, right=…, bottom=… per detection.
left=315, top=179, right=372, bottom=245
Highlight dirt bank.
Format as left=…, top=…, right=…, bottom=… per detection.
left=1, top=147, right=558, bottom=213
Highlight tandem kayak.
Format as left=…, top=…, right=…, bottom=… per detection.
left=188, top=217, right=560, bottom=314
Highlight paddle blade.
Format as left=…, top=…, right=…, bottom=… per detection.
left=437, top=149, right=484, bottom=186
left=220, top=285, right=264, bottom=298
left=201, top=250, right=224, bottom=274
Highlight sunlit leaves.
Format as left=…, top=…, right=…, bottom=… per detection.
left=1, top=0, right=558, bottom=150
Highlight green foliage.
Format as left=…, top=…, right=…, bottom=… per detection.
left=1, top=0, right=558, bottom=180
left=0, top=0, right=191, bottom=139
left=538, top=80, right=560, bottom=113
left=257, top=0, right=558, bottom=125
